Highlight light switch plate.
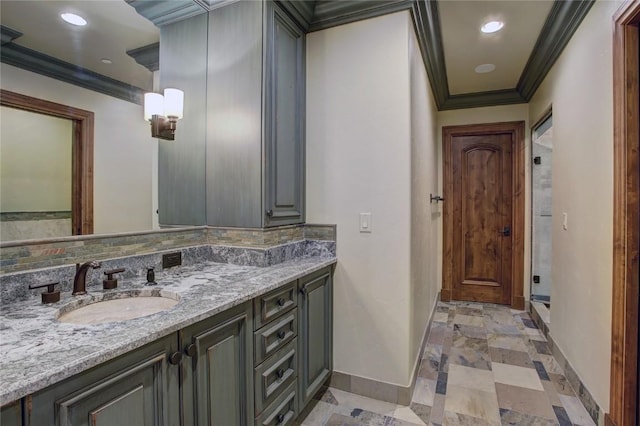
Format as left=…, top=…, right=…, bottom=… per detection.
left=360, top=213, right=372, bottom=233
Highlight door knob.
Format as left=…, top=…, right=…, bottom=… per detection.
left=499, top=226, right=511, bottom=236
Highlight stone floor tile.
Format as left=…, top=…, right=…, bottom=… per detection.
left=547, top=373, right=575, bottom=397
left=448, top=345, right=492, bottom=370
left=487, top=334, right=530, bottom=352
left=330, top=388, right=398, bottom=417
left=489, top=347, right=535, bottom=369
left=436, top=372, right=448, bottom=395
left=443, top=384, right=501, bottom=425
left=453, top=306, right=484, bottom=317
left=447, top=363, right=496, bottom=393
left=395, top=405, right=429, bottom=426
left=412, top=377, right=437, bottom=406
left=492, top=362, right=544, bottom=391
left=558, top=395, right=596, bottom=426
left=433, top=312, right=449, bottom=323
left=428, top=393, right=446, bottom=425
left=499, top=408, right=559, bottom=425
left=541, top=380, right=562, bottom=406
left=453, top=323, right=488, bottom=340
left=297, top=400, right=337, bottom=426
left=533, top=360, right=551, bottom=381
left=538, top=355, right=564, bottom=375
left=552, top=405, right=572, bottom=426
left=453, top=314, right=484, bottom=328
left=531, top=340, right=552, bottom=355
left=495, top=383, right=556, bottom=420
left=442, top=411, right=497, bottom=425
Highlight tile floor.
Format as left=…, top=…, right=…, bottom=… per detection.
left=295, top=301, right=596, bottom=426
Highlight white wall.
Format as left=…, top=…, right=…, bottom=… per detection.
left=408, top=17, right=440, bottom=374
left=1, top=106, right=72, bottom=212
left=307, top=12, right=414, bottom=386
left=437, top=104, right=531, bottom=299
left=528, top=0, right=621, bottom=410
left=0, top=64, right=155, bottom=235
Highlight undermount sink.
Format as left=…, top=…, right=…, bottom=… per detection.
left=57, top=292, right=179, bottom=325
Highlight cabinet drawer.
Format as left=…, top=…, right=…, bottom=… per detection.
left=254, top=310, right=297, bottom=365
left=254, top=338, right=297, bottom=415
left=254, top=380, right=297, bottom=426
left=254, top=281, right=297, bottom=329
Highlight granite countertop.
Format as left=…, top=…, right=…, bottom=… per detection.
left=0, top=256, right=336, bottom=405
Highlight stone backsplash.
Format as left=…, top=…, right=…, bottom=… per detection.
left=0, top=224, right=337, bottom=275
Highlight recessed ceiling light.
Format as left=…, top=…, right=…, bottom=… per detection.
left=100, top=58, right=113, bottom=64
left=481, top=20, right=504, bottom=34
left=475, top=64, right=496, bottom=74
left=61, top=13, right=87, bottom=26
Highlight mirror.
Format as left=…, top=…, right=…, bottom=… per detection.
left=0, top=1, right=165, bottom=243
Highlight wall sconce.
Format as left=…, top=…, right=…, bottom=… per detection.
left=144, top=88, right=184, bottom=141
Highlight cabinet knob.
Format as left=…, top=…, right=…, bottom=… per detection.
left=169, top=351, right=183, bottom=365
left=276, top=413, right=285, bottom=424
left=276, top=368, right=285, bottom=379
left=185, top=343, right=197, bottom=357
left=277, top=297, right=285, bottom=307
left=277, top=330, right=286, bottom=339
left=266, top=209, right=273, bottom=218
left=299, top=287, right=307, bottom=297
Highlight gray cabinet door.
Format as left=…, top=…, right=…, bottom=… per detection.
left=27, top=335, right=180, bottom=426
left=182, top=302, right=254, bottom=426
left=264, top=2, right=305, bottom=227
left=1, top=400, right=21, bottom=426
left=298, top=267, right=333, bottom=407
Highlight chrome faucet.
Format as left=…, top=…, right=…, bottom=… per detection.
left=73, top=261, right=101, bottom=296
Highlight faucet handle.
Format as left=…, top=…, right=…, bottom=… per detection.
left=29, top=282, right=60, bottom=304
left=103, top=268, right=125, bottom=290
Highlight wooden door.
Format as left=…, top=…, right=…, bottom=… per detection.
left=443, top=122, right=525, bottom=308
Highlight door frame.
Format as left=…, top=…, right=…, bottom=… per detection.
left=0, top=89, right=94, bottom=235
left=442, top=121, right=526, bottom=309
left=608, top=1, right=640, bottom=425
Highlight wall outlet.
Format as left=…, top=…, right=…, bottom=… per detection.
left=162, top=252, right=182, bottom=269
left=359, top=213, right=372, bottom=233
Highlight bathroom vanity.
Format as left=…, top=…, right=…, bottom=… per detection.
left=0, top=254, right=335, bottom=426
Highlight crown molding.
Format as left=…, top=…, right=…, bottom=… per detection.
left=0, top=25, right=22, bottom=45
left=127, top=42, right=160, bottom=72
left=125, top=0, right=206, bottom=26
left=517, top=0, right=595, bottom=100
left=1, top=43, right=144, bottom=104
left=309, top=0, right=413, bottom=32
left=276, top=0, right=316, bottom=31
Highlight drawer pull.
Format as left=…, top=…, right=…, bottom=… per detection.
left=277, top=330, right=286, bottom=339
left=276, top=413, right=285, bottom=424
left=277, top=297, right=285, bottom=307
left=276, top=368, right=285, bottom=379
left=185, top=343, right=197, bottom=357
left=169, top=351, right=182, bottom=365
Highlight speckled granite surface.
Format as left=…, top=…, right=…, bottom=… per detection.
left=0, top=255, right=336, bottom=405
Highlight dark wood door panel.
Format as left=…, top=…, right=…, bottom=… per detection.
left=443, top=122, right=524, bottom=308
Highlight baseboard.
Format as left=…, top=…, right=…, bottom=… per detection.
left=529, top=304, right=605, bottom=426
left=330, top=292, right=441, bottom=406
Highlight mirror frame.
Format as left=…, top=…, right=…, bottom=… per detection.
left=0, top=89, right=94, bottom=235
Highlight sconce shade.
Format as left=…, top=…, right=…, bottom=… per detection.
left=144, top=93, right=164, bottom=121
left=164, top=88, right=184, bottom=119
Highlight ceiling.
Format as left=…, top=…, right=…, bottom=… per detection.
left=0, top=0, right=158, bottom=91
left=439, top=1, right=554, bottom=95
left=0, top=0, right=593, bottom=109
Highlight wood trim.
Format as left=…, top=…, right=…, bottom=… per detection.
left=610, top=2, right=640, bottom=426
left=0, top=89, right=94, bottom=235
left=442, top=121, right=526, bottom=309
